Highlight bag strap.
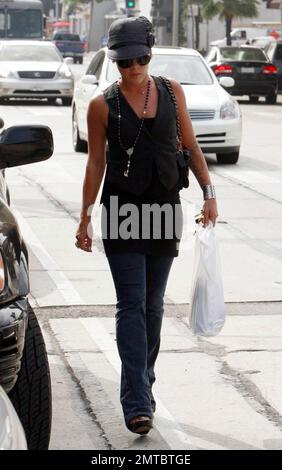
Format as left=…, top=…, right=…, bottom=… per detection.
left=159, top=76, right=182, bottom=151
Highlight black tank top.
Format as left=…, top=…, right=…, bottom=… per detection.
left=101, top=117, right=182, bottom=258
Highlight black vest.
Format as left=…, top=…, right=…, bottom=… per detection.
left=102, top=76, right=179, bottom=196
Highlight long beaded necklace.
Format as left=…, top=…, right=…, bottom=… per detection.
left=116, top=76, right=151, bottom=177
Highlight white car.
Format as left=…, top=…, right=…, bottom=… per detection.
left=0, top=40, right=74, bottom=105
left=0, top=385, right=27, bottom=450
left=72, top=47, right=242, bottom=163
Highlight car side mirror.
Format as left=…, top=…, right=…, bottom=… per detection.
left=0, top=125, right=53, bottom=169
left=81, top=74, right=98, bottom=85
left=64, top=57, right=74, bottom=65
left=218, top=76, right=235, bottom=88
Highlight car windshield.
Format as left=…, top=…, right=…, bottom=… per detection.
left=0, top=9, right=42, bottom=39
left=275, top=44, right=282, bottom=60
left=0, top=45, right=62, bottom=62
left=220, top=47, right=266, bottom=61
left=54, top=33, right=80, bottom=41
left=107, top=54, right=214, bottom=85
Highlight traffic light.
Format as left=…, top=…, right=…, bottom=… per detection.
left=126, top=0, right=135, bottom=8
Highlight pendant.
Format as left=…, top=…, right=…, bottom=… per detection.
left=126, top=147, right=134, bottom=156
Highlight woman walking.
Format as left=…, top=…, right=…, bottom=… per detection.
left=75, top=16, right=218, bottom=435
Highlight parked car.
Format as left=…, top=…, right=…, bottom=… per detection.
left=0, top=117, right=53, bottom=449
left=265, top=40, right=282, bottom=91
left=205, top=45, right=278, bottom=103
left=0, top=40, right=74, bottom=105
left=0, top=385, right=27, bottom=450
left=72, top=47, right=242, bottom=164
left=53, top=32, right=85, bottom=64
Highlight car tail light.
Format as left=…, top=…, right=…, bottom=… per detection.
left=262, top=65, right=278, bottom=75
left=213, top=64, right=233, bottom=75
left=0, top=252, right=5, bottom=292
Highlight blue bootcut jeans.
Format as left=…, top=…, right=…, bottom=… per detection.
left=106, top=252, right=174, bottom=429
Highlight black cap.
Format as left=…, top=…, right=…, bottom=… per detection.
left=107, top=16, right=155, bottom=60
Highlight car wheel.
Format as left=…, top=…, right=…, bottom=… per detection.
left=72, top=108, right=88, bottom=153
left=249, top=96, right=259, bottom=103
left=8, top=303, right=52, bottom=450
left=265, top=93, right=277, bottom=104
left=216, top=152, right=239, bottom=164
left=62, top=97, right=72, bottom=106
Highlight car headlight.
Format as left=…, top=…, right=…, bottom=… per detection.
left=0, top=252, right=5, bottom=293
left=0, top=69, right=13, bottom=79
left=220, top=100, right=238, bottom=119
left=57, top=65, right=72, bottom=79
left=0, top=387, right=27, bottom=450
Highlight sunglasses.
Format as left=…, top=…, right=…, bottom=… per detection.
left=116, top=55, right=151, bottom=69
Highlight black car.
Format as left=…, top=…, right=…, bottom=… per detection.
left=0, top=119, right=53, bottom=449
left=206, top=46, right=278, bottom=103
left=265, top=40, right=282, bottom=91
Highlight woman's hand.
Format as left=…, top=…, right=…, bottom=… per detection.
left=202, top=199, right=218, bottom=227
left=75, top=217, right=93, bottom=252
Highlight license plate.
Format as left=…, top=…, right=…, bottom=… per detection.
left=240, top=67, right=255, bottom=73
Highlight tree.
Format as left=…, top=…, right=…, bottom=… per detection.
left=202, top=0, right=259, bottom=45
left=63, top=0, right=104, bottom=16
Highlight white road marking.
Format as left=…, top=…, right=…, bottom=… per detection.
left=13, top=208, right=83, bottom=305
left=16, top=106, right=66, bottom=117
left=214, top=167, right=281, bottom=184
left=246, top=110, right=282, bottom=119
left=80, top=317, right=194, bottom=449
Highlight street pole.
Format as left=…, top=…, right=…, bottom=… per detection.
left=55, top=0, right=59, bottom=21
left=172, top=0, right=179, bottom=46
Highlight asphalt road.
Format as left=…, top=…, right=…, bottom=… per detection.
left=1, top=69, right=282, bottom=450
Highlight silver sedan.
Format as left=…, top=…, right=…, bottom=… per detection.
left=0, top=40, right=74, bottom=105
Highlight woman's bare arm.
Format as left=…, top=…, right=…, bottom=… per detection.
left=76, top=94, right=108, bottom=251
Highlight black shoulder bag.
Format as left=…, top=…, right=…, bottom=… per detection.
left=160, top=76, right=191, bottom=189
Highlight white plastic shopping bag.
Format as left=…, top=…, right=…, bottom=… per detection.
left=189, top=221, right=225, bottom=336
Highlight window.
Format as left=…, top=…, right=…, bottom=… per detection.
left=274, top=44, right=282, bottom=61
left=7, top=9, right=42, bottom=39
left=0, top=45, right=61, bottom=62
left=220, top=47, right=266, bottom=61
left=0, top=9, right=5, bottom=38
left=54, top=33, right=80, bottom=41
left=86, top=51, right=105, bottom=78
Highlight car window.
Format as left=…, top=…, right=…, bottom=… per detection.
left=54, top=33, right=80, bottom=41
left=274, top=44, right=282, bottom=60
left=220, top=47, right=267, bottom=61
left=107, top=54, right=214, bottom=85
left=0, top=9, right=4, bottom=38
left=86, top=51, right=105, bottom=78
left=0, top=44, right=62, bottom=61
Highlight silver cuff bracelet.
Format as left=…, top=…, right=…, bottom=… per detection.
left=203, top=185, right=216, bottom=200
